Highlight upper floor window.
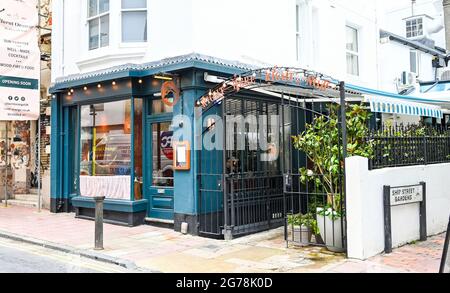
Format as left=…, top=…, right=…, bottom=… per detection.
left=88, top=0, right=110, bottom=50
left=410, top=49, right=420, bottom=75
left=296, top=4, right=301, bottom=62
left=406, top=17, right=423, bottom=38
left=346, top=25, right=359, bottom=76
left=121, top=0, right=148, bottom=43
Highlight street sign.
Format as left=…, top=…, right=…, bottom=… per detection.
left=390, top=185, right=423, bottom=206
left=383, top=182, right=427, bottom=254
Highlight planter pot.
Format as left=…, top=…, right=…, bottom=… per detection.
left=292, top=225, right=312, bottom=246
left=317, top=215, right=345, bottom=253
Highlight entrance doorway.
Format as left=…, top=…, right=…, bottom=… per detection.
left=147, top=120, right=174, bottom=221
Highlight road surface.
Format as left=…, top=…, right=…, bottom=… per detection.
left=0, top=238, right=131, bottom=273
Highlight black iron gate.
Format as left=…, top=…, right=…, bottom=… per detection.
left=282, top=85, right=347, bottom=252
left=197, top=69, right=347, bottom=248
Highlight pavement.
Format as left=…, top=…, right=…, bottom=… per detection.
left=0, top=205, right=446, bottom=273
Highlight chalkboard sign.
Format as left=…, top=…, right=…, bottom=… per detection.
left=440, top=216, right=450, bottom=273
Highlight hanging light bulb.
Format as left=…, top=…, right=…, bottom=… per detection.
left=83, top=86, right=88, bottom=91
left=97, top=84, right=102, bottom=88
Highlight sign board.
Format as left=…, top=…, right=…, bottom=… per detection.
left=173, top=141, right=191, bottom=171
left=383, top=183, right=427, bottom=254
left=0, top=0, right=40, bottom=121
left=390, top=185, right=423, bottom=206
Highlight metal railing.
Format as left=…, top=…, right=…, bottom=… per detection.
left=367, top=125, right=450, bottom=170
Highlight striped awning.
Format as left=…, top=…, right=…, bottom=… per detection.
left=365, top=96, right=443, bottom=119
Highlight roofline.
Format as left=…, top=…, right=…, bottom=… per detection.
left=402, top=14, right=434, bottom=21
left=380, top=29, right=447, bottom=58
left=50, top=53, right=258, bottom=92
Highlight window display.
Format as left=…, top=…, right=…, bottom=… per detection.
left=80, top=100, right=133, bottom=199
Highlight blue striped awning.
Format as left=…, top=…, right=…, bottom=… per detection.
left=366, top=96, right=443, bottom=119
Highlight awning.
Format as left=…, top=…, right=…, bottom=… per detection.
left=365, top=96, right=443, bottom=119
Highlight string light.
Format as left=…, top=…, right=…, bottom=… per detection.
left=97, top=84, right=102, bottom=88
left=70, top=89, right=74, bottom=93
left=83, top=86, right=88, bottom=91
left=112, top=81, right=116, bottom=86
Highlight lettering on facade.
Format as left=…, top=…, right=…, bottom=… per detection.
left=198, top=67, right=337, bottom=109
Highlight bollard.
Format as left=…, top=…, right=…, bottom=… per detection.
left=94, top=196, right=105, bottom=250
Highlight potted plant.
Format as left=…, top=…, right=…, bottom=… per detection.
left=292, top=104, right=374, bottom=252
left=287, top=213, right=319, bottom=246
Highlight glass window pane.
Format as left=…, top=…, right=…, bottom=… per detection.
left=152, top=99, right=173, bottom=114
left=100, top=15, right=109, bottom=47
left=122, top=11, right=147, bottom=42
left=80, top=100, right=132, bottom=179
left=346, top=53, right=359, bottom=76
left=346, top=26, right=358, bottom=52
left=152, top=122, right=174, bottom=187
left=88, top=0, right=98, bottom=17
left=122, top=0, right=147, bottom=9
left=410, top=51, right=417, bottom=73
left=89, top=18, right=99, bottom=50
left=99, top=0, right=109, bottom=13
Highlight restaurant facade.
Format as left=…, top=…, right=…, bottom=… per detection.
left=50, top=53, right=446, bottom=244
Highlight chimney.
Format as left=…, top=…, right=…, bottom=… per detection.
left=444, top=0, right=450, bottom=51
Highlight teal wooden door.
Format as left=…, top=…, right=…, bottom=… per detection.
left=147, top=121, right=174, bottom=220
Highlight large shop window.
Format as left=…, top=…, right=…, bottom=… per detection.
left=88, top=0, right=110, bottom=50
left=121, top=0, right=147, bottom=43
left=79, top=99, right=142, bottom=200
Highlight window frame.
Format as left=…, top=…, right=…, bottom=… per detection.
left=87, top=0, right=110, bottom=51
left=346, top=25, right=360, bottom=77
left=120, top=0, right=148, bottom=44
left=410, top=49, right=421, bottom=75
left=295, top=4, right=301, bottom=62
left=406, top=17, right=424, bottom=38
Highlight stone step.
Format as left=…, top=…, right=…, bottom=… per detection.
left=5, top=199, right=38, bottom=208
left=13, top=194, right=39, bottom=201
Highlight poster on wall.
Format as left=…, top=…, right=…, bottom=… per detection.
left=0, top=0, right=40, bottom=121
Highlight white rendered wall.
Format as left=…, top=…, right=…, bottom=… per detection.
left=346, top=156, right=450, bottom=260
left=51, top=0, right=380, bottom=90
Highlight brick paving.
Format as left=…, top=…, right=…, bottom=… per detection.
left=0, top=205, right=445, bottom=273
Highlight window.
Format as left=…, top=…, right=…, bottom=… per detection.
left=296, top=4, right=301, bottom=62
left=346, top=25, right=359, bottom=76
left=121, top=0, right=148, bottom=43
left=152, top=122, right=174, bottom=187
left=410, top=50, right=420, bottom=75
left=80, top=100, right=132, bottom=178
left=88, top=0, right=110, bottom=50
left=79, top=99, right=143, bottom=200
left=406, top=17, right=423, bottom=38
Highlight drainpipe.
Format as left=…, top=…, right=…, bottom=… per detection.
left=443, top=0, right=450, bottom=51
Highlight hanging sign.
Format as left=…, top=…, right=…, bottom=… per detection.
left=0, top=0, right=40, bottom=121
left=197, top=67, right=337, bottom=110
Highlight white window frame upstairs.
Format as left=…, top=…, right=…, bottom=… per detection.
left=296, top=4, right=301, bottom=62
left=121, top=0, right=148, bottom=44
left=410, top=49, right=421, bottom=76
left=346, top=25, right=360, bottom=77
left=87, top=0, right=110, bottom=51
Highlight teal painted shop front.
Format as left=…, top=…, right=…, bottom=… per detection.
left=49, top=54, right=252, bottom=234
